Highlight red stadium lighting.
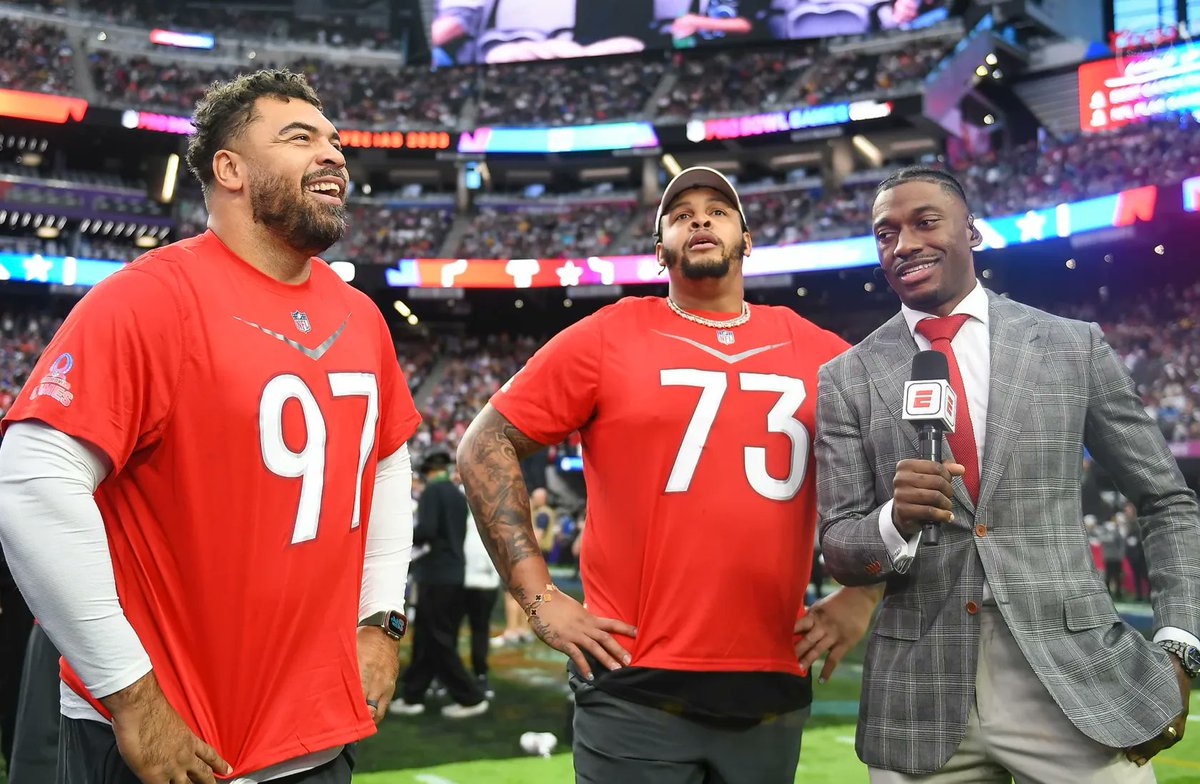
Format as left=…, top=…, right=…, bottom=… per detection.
left=0, top=89, right=88, bottom=124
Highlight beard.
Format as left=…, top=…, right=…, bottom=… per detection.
left=248, top=166, right=347, bottom=256
left=662, top=237, right=746, bottom=280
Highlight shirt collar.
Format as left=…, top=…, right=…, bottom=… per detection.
left=901, top=280, right=989, bottom=340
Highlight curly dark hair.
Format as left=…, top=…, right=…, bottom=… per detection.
left=185, top=69, right=322, bottom=197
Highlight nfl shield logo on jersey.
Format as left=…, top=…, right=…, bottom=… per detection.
left=716, top=330, right=735, bottom=345
left=291, top=310, right=311, bottom=334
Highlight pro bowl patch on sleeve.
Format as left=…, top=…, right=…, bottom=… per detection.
left=30, top=352, right=75, bottom=407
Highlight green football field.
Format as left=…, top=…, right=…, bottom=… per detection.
left=346, top=657, right=1200, bottom=784
left=4, top=594, right=1200, bottom=783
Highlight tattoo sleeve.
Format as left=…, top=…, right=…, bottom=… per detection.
left=456, top=404, right=548, bottom=607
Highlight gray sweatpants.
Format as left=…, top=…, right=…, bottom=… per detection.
left=570, top=673, right=808, bottom=784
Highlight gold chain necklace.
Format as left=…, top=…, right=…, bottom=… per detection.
left=666, top=296, right=751, bottom=328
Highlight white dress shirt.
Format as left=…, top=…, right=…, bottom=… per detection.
left=879, top=281, right=990, bottom=573
left=877, top=281, right=1200, bottom=650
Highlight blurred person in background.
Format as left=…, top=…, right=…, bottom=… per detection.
left=391, top=452, right=489, bottom=718
left=1125, top=501, right=1150, bottom=602
left=1098, top=514, right=1127, bottom=601
left=459, top=166, right=879, bottom=783
left=462, top=508, right=501, bottom=700
left=531, top=487, right=558, bottom=559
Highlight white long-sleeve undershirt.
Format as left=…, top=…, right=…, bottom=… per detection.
left=0, top=420, right=413, bottom=783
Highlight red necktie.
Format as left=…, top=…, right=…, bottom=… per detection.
left=915, top=314, right=980, bottom=503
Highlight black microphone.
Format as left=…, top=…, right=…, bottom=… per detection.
left=901, top=350, right=957, bottom=546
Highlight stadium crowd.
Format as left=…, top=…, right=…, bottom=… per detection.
left=408, top=334, right=540, bottom=465
left=0, top=307, right=64, bottom=418
left=0, top=16, right=75, bottom=95
left=452, top=201, right=636, bottom=260
left=476, top=57, right=666, bottom=126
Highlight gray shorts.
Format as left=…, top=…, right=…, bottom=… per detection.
left=57, top=716, right=355, bottom=784
left=570, top=673, right=808, bottom=784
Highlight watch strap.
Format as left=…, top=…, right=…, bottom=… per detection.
left=1159, top=640, right=1200, bottom=678
left=359, top=610, right=407, bottom=639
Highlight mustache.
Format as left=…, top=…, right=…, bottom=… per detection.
left=301, top=168, right=348, bottom=187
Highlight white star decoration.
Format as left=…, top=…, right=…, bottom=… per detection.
left=1015, top=210, right=1046, bottom=243
left=23, top=254, right=52, bottom=282
left=556, top=260, right=583, bottom=287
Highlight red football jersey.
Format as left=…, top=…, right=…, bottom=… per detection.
left=492, top=297, right=847, bottom=674
left=4, top=231, right=420, bottom=776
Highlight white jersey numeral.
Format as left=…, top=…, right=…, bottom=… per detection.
left=660, top=369, right=809, bottom=501
left=259, top=372, right=379, bottom=544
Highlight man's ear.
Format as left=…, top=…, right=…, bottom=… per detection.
left=968, top=217, right=982, bottom=248
left=211, top=149, right=244, bottom=195
left=743, top=231, right=752, bottom=258
left=655, top=240, right=666, bottom=271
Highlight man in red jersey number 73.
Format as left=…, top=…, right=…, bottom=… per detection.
left=458, top=166, right=880, bottom=783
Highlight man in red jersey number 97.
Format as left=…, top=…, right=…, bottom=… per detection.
left=0, top=70, right=420, bottom=784
left=457, top=166, right=881, bottom=783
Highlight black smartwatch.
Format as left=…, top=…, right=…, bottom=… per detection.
left=359, top=610, right=407, bottom=640
left=1159, top=640, right=1200, bottom=679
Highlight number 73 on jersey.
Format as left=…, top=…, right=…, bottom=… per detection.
left=661, top=369, right=809, bottom=502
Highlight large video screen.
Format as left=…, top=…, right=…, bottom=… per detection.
left=431, top=0, right=953, bottom=66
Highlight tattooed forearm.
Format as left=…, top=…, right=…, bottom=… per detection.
left=457, top=404, right=549, bottom=594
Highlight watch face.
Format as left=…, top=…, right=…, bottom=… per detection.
left=386, top=612, right=407, bottom=638
left=1185, top=648, right=1200, bottom=675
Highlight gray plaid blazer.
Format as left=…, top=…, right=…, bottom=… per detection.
left=816, top=290, right=1200, bottom=775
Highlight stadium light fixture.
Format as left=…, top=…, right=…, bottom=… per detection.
left=563, top=298, right=573, bottom=308
left=981, top=269, right=992, bottom=278
left=1154, top=244, right=1165, bottom=255
left=36, top=225, right=58, bottom=239
left=97, top=31, right=107, bottom=41
left=515, top=299, right=524, bottom=309
left=975, top=65, right=988, bottom=77
left=991, top=69, right=1003, bottom=80
left=161, top=153, right=179, bottom=202
left=796, top=287, right=807, bottom=297
left=983, top=114, right=995, bottom=125
left=406, top=314, right=419, bottom=325
left=863, top=282, right=874, bottom=292
left=362, top=183, right=372, bottom=195
left=662, top=154, right=682, bottom=178
left=393, top=300, right=412, bottom=317
left=851, top=135, right=882, bottom=167
left=985, top=53, right=998, bottom=66
left=1065, top=259, right=1076, bottom=269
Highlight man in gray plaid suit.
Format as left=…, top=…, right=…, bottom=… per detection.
left=816, top=166, right=1200, bottom=782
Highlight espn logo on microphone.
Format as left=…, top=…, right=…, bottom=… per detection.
left=902, top=380, right=956, bottom=432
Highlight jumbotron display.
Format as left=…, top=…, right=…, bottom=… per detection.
left=1078, top=40, right=1200, bottom=133
left=430, top=0, right=953, bottom=65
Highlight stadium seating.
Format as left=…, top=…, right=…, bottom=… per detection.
left=0, top=16, right=75, bottom=95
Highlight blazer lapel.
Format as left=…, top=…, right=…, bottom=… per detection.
left=862, top=313, right=921, bottom=454
left=977, top=293, right=1043, bottom=511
